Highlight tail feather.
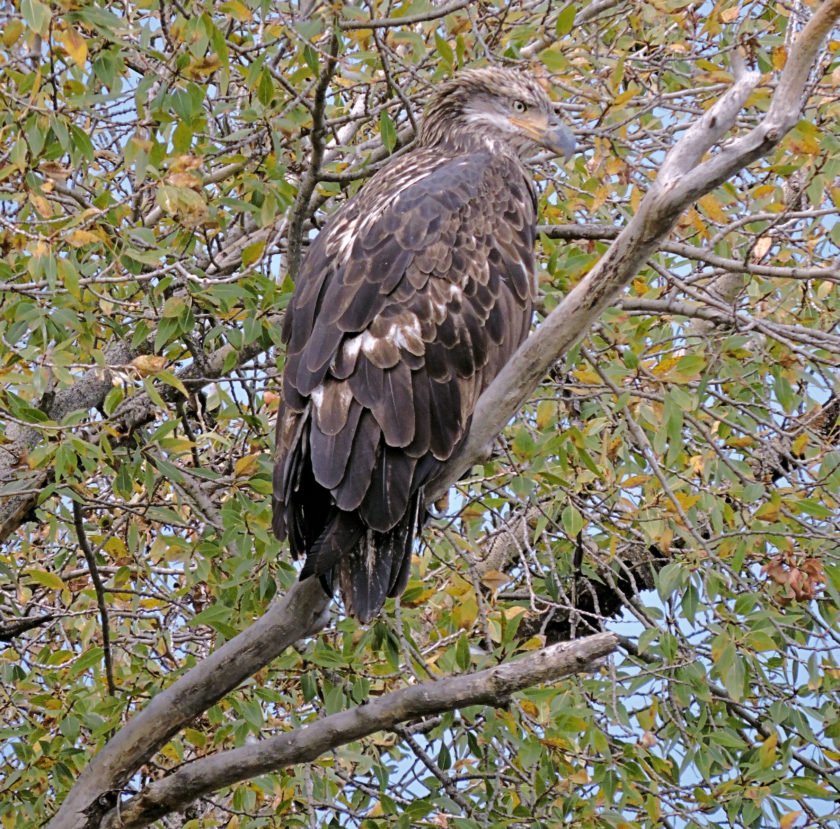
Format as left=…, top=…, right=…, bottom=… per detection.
left=274, top=404, right=427, bottom=622
left=300, top=509, right=365, bottom=582
left=338, top=490, right=423, bottom=623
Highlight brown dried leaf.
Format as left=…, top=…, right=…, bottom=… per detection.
left=131, top=355, right=167, bottom=377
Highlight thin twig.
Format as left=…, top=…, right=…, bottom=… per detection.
left=286, top=32, right=340, bottom=282
left=339, top=0, right=471, bottom=30
left=72, top=499, right=116, bottom=696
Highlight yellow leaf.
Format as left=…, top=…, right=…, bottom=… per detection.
left=651, top=356, right=678, bottom=377
left=518, top=636, right=546, bottom=650
left=452, top=593, right=478, bottom=629
left=780, top=812, right=802, bottom=829
left=791, top=432, right=809, bottom=456
left=3, top=19, right=23, bottom=47
left=165, top=171, right=203, bottom=190
left=60, top=28, right=88, bottom=68
left=365, top=802, right=384, bottom=818
left=66, top=229, right=101, bottom=247
left=30, top=192, right=53, bottom=218
left=621, top=474, right=650, bottom=488
left=726, top=436, right=754, bottom=448
left=519, top=699, right=539, bottom=718
left=169, top=154, right=204, bottom=173
left=234, top=453, right=261, bottom=478
left=720, top=7, right=740, bottom=22
left=817, top=279, right=834, bottom=300
left=752, top=235, right=772, bottom=261
left=698, top=192, right=727, bottom=223
left=241, top=238, right=266, bottom=268
left=688, top=455, right=705, bottom=475
left=480, top=570, right=510, bottom=591
left=590, top=183, right=609, bottom=213
left=188, top=55, right=222, bottom=77
left=755, top=501, right=780, bottom=522
left=573, top=367, right=601, bottom=384
left=772, top=46, right=787, bottom=71
left=757, top=732, right=778, bottom=768
left=131, top=355, right=167, bottom=376
left=666, top=492, right=701, bottom=512
left=401, top=587, right=436, bottom=608
left=612, top=86, right=640, bottom=107
left=535, top=400, right=554, bottom=429
left=26, top=569, right=65, bottom=591
left=220, top=0, right=253, bottom=20
left=568, top=769, right=590, bottom=784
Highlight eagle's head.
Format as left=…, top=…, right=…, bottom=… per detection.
left=420, top=66, right=576, bottom=161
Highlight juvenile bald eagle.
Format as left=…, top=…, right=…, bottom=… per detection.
left=273, top=67, right=575, bottom=622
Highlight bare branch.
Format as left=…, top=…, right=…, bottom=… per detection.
left=72, top=500, right=116, bottom=696
left=0, top=613, right=56, bottom=641
left=98, top=632, right=619, bottom=829
left=286, top=33, right=340, bottom=282
left=339, top=0, right=472, bottom=30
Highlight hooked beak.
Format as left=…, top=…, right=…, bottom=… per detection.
left=542, top=113, right=576, bottom=161
left=511, top=112, right=576, bottom=161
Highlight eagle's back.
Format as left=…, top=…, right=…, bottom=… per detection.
left=273, top=143, right=538, bottom=622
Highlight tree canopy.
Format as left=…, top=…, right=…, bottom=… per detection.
left=2, top=1, right=840, bottom=828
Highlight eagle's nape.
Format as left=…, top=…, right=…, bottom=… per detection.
left=272, top=66, right=575, bottom=622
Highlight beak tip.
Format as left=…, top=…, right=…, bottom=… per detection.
left=549, top=126, right=576, bottom=162
left=553, top=127, right=577, bottom=161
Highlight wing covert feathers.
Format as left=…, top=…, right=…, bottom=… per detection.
left=273, top=145, right=538, bottom=622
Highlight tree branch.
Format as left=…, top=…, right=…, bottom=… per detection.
left=98, top=632, right=619, bottom=829
left=339, top=0, right=471, bottom=30
left=72, top=500, right=116, bottom=696
left=46, top=577, right=331, bottom=829
left=286, top=33, right=339, bottom=282
left=0, top=339, right=135, bottom=543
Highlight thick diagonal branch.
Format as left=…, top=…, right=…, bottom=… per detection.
left=46, top=577, right=331, bottom=829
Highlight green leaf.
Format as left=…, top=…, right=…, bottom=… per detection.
left=656, top=562, right=687, bottom=600
left=555, top=6, right=576, bottom=36
left=303, top=44, right=319, bottom=75
left=25, top=569, right=65, bottom=591
left=434, top=33, right=454, bottom=70
left=379, top=110, right=397, bottom=153
left=561, top=504, right=584, bottom=536
left=455, top=634, right=470, bottom=671
left=21, top=0, right=51, bottom=35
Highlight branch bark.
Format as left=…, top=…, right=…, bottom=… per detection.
left=98, top=632, right=618, bottom=829
left=0, top=339, right=135, bottom=542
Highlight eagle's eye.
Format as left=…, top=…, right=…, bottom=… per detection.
left=512, top=99, right=527, bottom=113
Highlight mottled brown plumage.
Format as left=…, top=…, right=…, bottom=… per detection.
left=273, top=67, right=575, bottom=622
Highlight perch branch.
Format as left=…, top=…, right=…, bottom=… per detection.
left=46, top=577, right=331, bottom=829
